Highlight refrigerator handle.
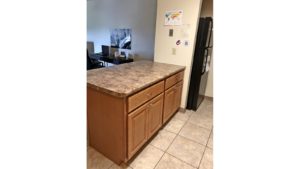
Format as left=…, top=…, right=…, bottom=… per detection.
left=201, top=19, right=213, bottom=75
left=206, top=19, right=213, bottom=48
left=201, top=48, right=209, bottom=75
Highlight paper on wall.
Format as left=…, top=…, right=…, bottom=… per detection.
left=165, top=10, right=183, bottom=25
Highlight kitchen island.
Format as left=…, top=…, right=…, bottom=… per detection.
left=87, top=61, right=185, bottom=164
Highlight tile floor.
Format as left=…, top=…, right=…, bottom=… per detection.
left=88, top=98, right=213, bottom=169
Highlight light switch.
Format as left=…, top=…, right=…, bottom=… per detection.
left=169, top=29, right=173, bottom=37
left=172, top=48, right=176, bottom=55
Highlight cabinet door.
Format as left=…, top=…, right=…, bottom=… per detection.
left=128, top=104, right=148, bottom=158
left=163, top=86, right=176, bottom=123
left=174, top=81, right=183, bottom=113
left=148, top=94, right=164, bottom=138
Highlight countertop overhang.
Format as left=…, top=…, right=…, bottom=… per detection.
left=87, top=61, right=185, bottom=97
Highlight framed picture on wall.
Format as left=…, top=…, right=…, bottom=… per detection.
left=110, top=28, right=132, bottom=49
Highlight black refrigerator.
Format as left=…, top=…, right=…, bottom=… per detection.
left=186, top=17, right=213, bottom=111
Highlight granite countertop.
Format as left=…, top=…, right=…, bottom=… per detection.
left=87, top=61, right=185, bottom=97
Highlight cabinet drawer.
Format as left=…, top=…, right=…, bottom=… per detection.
left=128, top=81, right=164, bottom=112
left=165, top=71, right=184, bottom=89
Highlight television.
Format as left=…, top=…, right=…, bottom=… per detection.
left=110, top=28, right=132, bottom=49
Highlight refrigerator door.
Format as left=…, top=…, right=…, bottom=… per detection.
left=187, top=17, right=213, bottom=110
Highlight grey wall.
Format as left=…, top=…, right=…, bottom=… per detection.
left=87, top=0, right=157, bottom=60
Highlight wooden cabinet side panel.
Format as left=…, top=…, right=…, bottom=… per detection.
left=87, top=87, right=126, bottom=164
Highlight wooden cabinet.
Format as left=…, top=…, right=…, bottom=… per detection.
left=147, top=94, right=163, bottom=138
left=174, top=81, right=183, bottom=112
left=128, top=104, right=148, bottom=158
left=128, top=81, right=164, bottom=112
left=163, top=80, right=183, bottom=123
left=163, top=86, right=177, bottom=123
left=127, top=93, right=163, bottom=158
left=128, top=72, right=184, bottom=157
left=165, top=71, right=184, bottom=89
left=88, top=70, right=184, bottom=164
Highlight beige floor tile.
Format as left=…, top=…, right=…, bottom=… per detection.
left=129, top=145, right=164, bottom=169
left=173, top=110, right=193, bottom=122
left=109, top=163, right=132, bottom=169
left=163, top=118, right=186, bottom=134
left=166, top=136, right=205, bottom=168
left=150, top=130, right=177, bottom=151
left=87, top=147, right=114, bottom=169
left=207, top=131, right=213, bottom=149
left=188, top=113, right=213, bottom=130
left=179, top=123, right=210, bottom=146
left=198, top=148, right=213, bottom=169
left=195, top=100, right=213, bottom=116
left=155, top=153, right=196, bottom=169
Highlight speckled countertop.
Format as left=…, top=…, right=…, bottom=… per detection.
left=87, top=61, right=185, bottom=97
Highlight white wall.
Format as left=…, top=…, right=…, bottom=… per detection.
left=87, top=0, right=157, bottom=60
left=154, top=0, right=203, bottom=108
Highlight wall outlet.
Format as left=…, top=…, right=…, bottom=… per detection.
left=172, top=48, right=176, bottom=55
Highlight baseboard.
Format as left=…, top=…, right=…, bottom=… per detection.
left=179, top=107, right=186, bottom=113
left=205, top=96, right=213, bottom=101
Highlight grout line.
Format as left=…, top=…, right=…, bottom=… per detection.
left=176, top=121, right=212, bottom=147
left=153, top=151, right=165, bottom=169
left=138, top=105, right=213, bottom=169
left=163, top=117, right=186, bottom=135
left=149, top=129, right=177, bottom=152
left=150, top=145, right=165, bottom=153
left=132, top=111, right=190, bottom=169
left=166, top=152, right=199, bottom=169
left=197, top=126, right=213, bottom=169
left=176, top=102, right=213, bottom=169
left=153, top=110, right=192, bottom=168
left=177, top=134, right=209, bottom=148
left=129, top=144, right=165, bottom=169
left=107, top=162, right=114, bottom=169
left=165, top=132, right=179, bottom=152
left=206, top=127, right=213, bottom=149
